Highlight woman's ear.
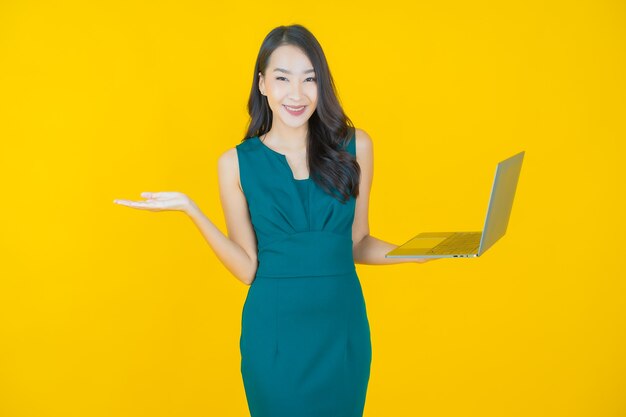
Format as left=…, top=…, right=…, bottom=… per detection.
left=258, top=72, right=265, bottom=96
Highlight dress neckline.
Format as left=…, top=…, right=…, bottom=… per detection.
left=255, top=136, right=311, bottom=181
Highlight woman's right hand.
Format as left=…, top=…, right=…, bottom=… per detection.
left=113, top=192, right=197, bottom=214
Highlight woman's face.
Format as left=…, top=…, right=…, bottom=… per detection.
left=258, top=44, right=318, bottom=128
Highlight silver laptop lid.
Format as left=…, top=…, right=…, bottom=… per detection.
left=477, top=151, right=525, bottom=256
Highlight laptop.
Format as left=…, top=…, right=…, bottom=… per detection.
left=385, top=151, right=525, bottom=259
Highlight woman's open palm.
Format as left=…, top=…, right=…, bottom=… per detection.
left=113, top=192, right=194, bottom=213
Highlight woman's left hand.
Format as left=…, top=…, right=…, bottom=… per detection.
left=414, top=258, right=438, bottom=263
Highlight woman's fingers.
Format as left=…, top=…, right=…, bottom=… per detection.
left=113, top=192, right=167, bottom=207
left=113, top=191, right=191, bottom=212
left=141, top=191, right=178, bottom=199
left=141, top=191, right=165, bottom=199
left=113, top=199, right=156, bottom=209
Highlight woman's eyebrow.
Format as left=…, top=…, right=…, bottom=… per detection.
left=272, top=68, right=316, bottom=74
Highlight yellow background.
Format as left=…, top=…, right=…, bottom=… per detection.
left=1, top=1, right=624, bottom=416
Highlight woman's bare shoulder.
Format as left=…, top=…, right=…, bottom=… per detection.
left=217, top=147, right=242, bottom=192
left=354, top=128, right=373, bottom=159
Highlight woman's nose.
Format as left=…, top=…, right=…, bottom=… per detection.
left=288, top=82, right=303, bottom=100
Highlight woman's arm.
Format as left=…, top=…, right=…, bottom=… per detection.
left=353, top=235, right=435, bottom=264
left=184, top=148, right=259, bottom=285
left=113, top=184, right=257, bottom=285
left=185, top=201, right=258, bottom=285
left=351, top=128, right=436, bottom=265
left=201, top=147, right=260, bottom=285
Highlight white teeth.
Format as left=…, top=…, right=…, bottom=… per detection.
left=285, top=105, right=305, bottom=111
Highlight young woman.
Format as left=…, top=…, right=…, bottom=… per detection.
left=114, top=24, right=435, bottom=417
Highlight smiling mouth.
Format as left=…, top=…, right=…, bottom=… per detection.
left=284, top=105, right=306, bottom=111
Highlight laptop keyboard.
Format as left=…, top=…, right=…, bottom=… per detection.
left=428, top=232, right=481, bottom=254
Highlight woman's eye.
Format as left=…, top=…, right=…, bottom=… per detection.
left=275, top=77, right=317, bottom=82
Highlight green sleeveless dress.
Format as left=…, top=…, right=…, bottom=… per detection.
left=236, top=132, right=372, bottom=417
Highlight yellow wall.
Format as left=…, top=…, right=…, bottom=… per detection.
left=1, top=1, right=624, bottom=416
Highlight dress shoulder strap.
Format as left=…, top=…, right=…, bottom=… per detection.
left=235, top=137, right=263, bottom=198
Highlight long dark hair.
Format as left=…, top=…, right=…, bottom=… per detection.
left=242, top=24, right=360, bottom=203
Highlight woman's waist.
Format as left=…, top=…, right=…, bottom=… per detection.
left=255, top=231, right=355, bottom=278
